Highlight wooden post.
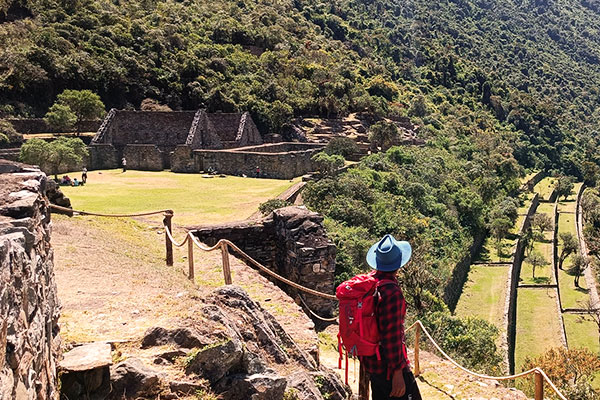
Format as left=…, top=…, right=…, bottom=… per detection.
left=187, top=236, right=194, bottom=281
left=534, top=370, right=544, bottom=400
left=414, top=322, right=421, bottom=377
left=221, top=242, right=232, bottom=285
left=163, top=211, right=174, bottom=266
left=358, top=362, right=370, bottom=400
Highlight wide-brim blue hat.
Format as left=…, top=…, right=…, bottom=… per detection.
left=366, top=234, right=412, bottom=272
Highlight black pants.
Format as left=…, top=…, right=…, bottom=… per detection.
left=370, top=368, right=422, bottom=400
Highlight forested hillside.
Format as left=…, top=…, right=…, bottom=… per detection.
left=3, top=0, right=600, bottom=382
left=2, top=0, right=600, bottom=171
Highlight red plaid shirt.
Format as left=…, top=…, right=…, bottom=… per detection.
left=360, top=270, right=409, bottom=378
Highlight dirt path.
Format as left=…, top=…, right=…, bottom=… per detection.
left=52, top=215, right=317, bottom=353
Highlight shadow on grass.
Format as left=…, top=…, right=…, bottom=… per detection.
left=532, top=277, right=551, bottom=284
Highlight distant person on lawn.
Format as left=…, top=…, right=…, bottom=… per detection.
left=362, top=234, right=421, bottom=400
left=122, top=157, right=127, bottom=173
left=81, top=167, right=88, bottom=184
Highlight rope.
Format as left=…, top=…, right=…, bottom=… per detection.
left=406, top=321, right=568, bottom=399
left=50, top=204, right=173, bottom=218
left=298, top=293, right=339, bottom=322
left=164, top=224, right=338, bottom=300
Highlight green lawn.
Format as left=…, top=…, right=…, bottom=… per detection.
left=521, top=237, right=554, bottom=285
left=563, top=313, right=600, bottom=353
left=515, top=288, right=564, bottom=371
left=556, top=186, right=590, bottom=309
left=455, top=265, right=509, bottom=337
left=533, top=177, right=556, bottom=202
left=60, top=169, right=299, bottom=226
left=476, top=236, right=515, bottom=263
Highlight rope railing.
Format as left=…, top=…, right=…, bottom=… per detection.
left=49, top=204, right=173, bottom=218
left=53, top=204, right=568, bottom=400
left=405, top=320, right=568, bottom=400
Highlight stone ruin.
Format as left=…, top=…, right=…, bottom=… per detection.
left=88, top=109, right=324, bottom=179
left=192, top=206, right=337, bottom=320
left=0, top=160, right=61, bottom=400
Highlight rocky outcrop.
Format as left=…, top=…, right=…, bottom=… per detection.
left=0, top=160, right=61, bottom=400
left=127, top=285, right=350, bottom=400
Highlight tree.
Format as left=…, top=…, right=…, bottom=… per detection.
left=140, top=98, right=172, bottom=111
left=521, top=348, right=600, bottom=399
left=0, top=119, right=22, bottom=148
left=20, top=137, right=88, bottom=179
left=558, top=232, right=578, bottom=270
left=408, top=94, right=428, bottom=117
left=325, top=137, right=359, bottom=159
left=571, top=254, right=589, bottom=287
left=527, top=251, right=548, bottom=279
left=578, top=298, right=600, bottom=350
left=531, top=213, right=553, bottom=236
left=44, top=103, right=77, bottom=132
left=368, top=121, right=398, bottom=151
left=488, top=216, right=512, bottom=257
left=46, top=90, right=105, bottom=134
left=311, top=152, right=344, bottom=176
left=555, top=176, right=574, bottom=200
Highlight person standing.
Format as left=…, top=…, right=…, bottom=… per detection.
left=81, top=167, right=88, bottom=184
left=361, top=234, right=421, bottom=400
left=122, top=157, right=127, bottom=173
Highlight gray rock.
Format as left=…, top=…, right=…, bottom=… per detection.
left=215, top=373, right=287, bottom=400
left=153, top=349, right=188, bottom=365
left=310, top=369, right=351, bottom=400
left=109, top=358, right=161, bottom=399
left=286, top=371, right=324, bottom=400
left=169, top=380, right=204, bottom=395
left=184, top=338, right=243, bottom=383
left=59, top=342, right=112, bottom=372
left=206, top=286, right=317, bottom=371
left=141, top=326, right=210, bottom=349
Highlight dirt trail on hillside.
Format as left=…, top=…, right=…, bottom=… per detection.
left=51, top=215, right=317, bottom=352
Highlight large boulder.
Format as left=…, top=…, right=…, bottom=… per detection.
left=204, top=286, right=317, bottom=370
left=109, top=358, right=161, bottom=399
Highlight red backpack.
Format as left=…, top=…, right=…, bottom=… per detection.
left=336, top=271, right=396, bottom=384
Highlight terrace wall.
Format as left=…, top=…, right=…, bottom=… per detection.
left=175, top=143, right=324, bottom=179
left=443, top=231, right=486, bottom=311
left=505, top=193, right=539, bottom=373
left=7, top=119, right=100, bottom=134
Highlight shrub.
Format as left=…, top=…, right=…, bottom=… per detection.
left=311, top=152, right=345, bottom=176
left=258, top=198, right=291, bottom=215
left=325, top=137, right=358, bottom=159
left=0, top=120, right=23, bottom=148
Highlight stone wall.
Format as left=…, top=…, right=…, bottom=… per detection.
left=443, top=231, right=486, bottom=311
left=190, top=206, right=336, bottom=318
left=88, top=144, right=118, bottom=170
left=505, top=193, right=539, bottom=373
left=0, top=160, right=61, bottom=399
left=101, top=111, right=196, bottom=149
left=123, top=144, right=165, bottom=171
left=7, top=119, right=100, bottom=134
left=193, top=220, right=277, bottom=270
left=185, top=143, right=324, bottom=179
